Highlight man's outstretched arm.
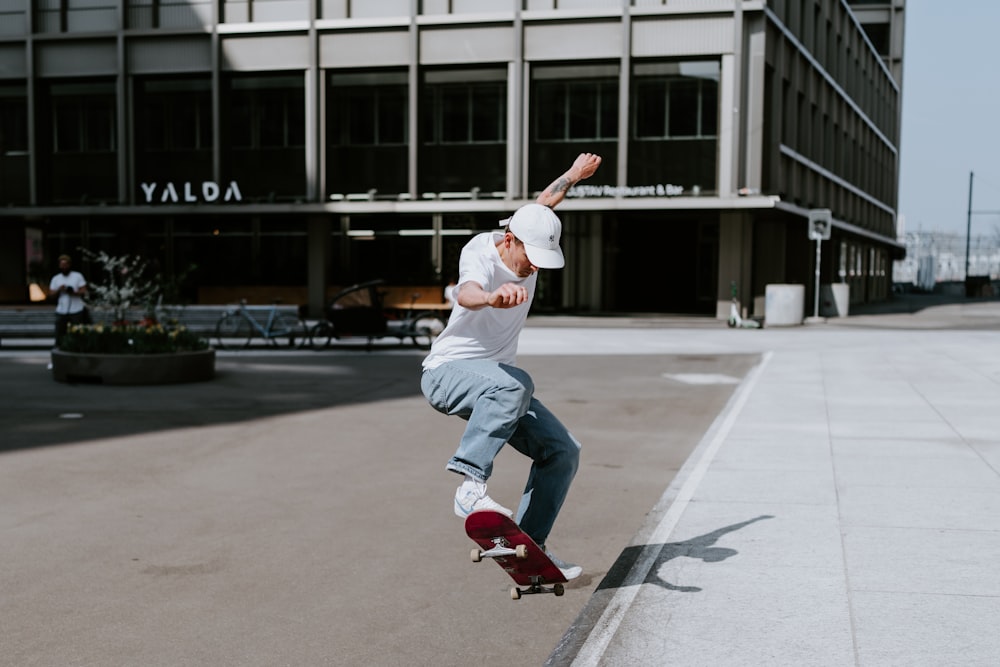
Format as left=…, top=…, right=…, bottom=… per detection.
left=535, top=152, right=602, bottom=209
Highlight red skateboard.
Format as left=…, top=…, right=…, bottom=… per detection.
left=464, top=510, right=567, bottom=600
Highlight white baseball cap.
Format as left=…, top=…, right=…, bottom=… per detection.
left=506, top=203, right=565, bottom=269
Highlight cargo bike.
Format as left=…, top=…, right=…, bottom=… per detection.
left=308, top=279, right=447, bottom=350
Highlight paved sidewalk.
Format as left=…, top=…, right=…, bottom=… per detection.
left=3, top=299, right=999, bottom=666
left=537, top=302, right=1000, bottom=666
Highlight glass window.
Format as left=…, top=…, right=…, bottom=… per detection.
left=440, top=86, right=468, bottom=143
left=632, top=61, right=719, bottom=139
left=536, top=83, right=567, bottom=140
left=529, top=63, right=618, bottom=192
left=417, top=67, right=508, bottom=194
left=227, top=75, right=305, bottom=150
left=172, top=96, right=208, bottom=150
left=628, top=60, right=719, bottom=191
left=0, top=85, right=29, bottom=205
left=50, top=83, right=116, bottom=153
left=259, top=93, right=287, bottom=147
left=471, top=85, right=503, bottom=141
left=136, top=78, right=213, bottom=153
left=567, top=82, right=596, bottom=138
left=332, top=71, right=407, bottom=146
left=700, top=80, right=718, bottom=135
left=377, top=87, right=406, bottom=144
left=224, top=74, right=307, bottom=201
left=88, top=103, right=114, bottom=150
left=230, top=99, right=253, bottom=148
left=345, top=90, right=375, bottom=143
left=422, top=70, right=506, bottom=145
left=43, top=81, right=118, bottom=203
left=861, top=22, right=890, bottom=57
left=54, top=103, right=82, bottom=153
left=143, top=97, right=167, bottom=150
left=600, top=82, right=617, bottom=138
left=668, top=80, right=699, bottom=137
left=634, top=80, right=666, bottom=137
left=0, top=86, right=28, bottom=154
left=328, top=69, right=409, bottom=195
left=535, top=78, right=618, bottom=141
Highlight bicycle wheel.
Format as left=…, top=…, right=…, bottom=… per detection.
left=271, top=312, right=308, bottom=347
left=309, top=320, right=336, bottom=350
left=411, top=312, right=446, bottom=349
left=215, top=313, right=253, bottom=349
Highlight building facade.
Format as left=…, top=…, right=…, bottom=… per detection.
left=0, top=0, right=905, bottom=318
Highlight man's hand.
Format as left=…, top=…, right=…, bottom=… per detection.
left=536, top=152, right=602, bottom=209
left=569, top=152, right=602, bottom=182
left=486, top=283, right=529, bottom=309
left=456, top=281, right=528, bottom=310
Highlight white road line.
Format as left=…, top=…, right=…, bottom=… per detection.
left=570, top=351, right=773, bottom=667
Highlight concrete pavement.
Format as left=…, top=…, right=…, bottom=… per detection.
left=536, top=301, right=1000, bottom=666
left=3, top=298, right=1000, bottom=665
left=0, top=336, right=750, bottom=665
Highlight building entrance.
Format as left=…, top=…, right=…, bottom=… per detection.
left=606, top=213, right=718, bottom=315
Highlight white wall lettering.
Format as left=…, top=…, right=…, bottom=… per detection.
left=223, top=181, right=242, bottom=202
left=568, top=184, right=687, bottom=198
left=139, top=181, right=243, bottom=204
left=161, top=182, right=179, bottom=203
left=140, top=182, right=157, bottom=202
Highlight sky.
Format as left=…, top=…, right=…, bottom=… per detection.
left=897, top=1, right=1000, bottom=237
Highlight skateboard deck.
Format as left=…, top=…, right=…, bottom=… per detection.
left=465, top=510, right=567, bottom=600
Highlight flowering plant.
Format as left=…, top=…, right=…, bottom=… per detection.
left=80, top=249, right=162, bottom=323
left=59, top=322, right=208, bottom=354
left=57, top=250, right=207, bottom=354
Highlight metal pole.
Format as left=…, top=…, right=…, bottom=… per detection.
left=813, top=238, right=822, bottom=319
left=965, top=171, right=974, bottom=280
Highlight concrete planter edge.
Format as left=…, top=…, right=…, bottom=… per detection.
left=51, top=349, right=216, bottom=385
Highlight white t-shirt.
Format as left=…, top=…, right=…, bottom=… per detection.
left=422, top=232, right=537, bottom=370
left=49, top=271, right=88, bottom=315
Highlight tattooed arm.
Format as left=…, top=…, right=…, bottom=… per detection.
left=535, top=152, right=602, bottom=209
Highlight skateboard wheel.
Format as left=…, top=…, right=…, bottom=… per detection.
left=510, top=587, right=521, bottom=601
left=515, top=544, right=528, bottom=559
left=471, top=549, right=482, bottom=563
left=554, top=583, right=565, bottom=596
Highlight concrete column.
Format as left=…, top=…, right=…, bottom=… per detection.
left=718, top=54, right=736, bottom=197
left=716, top=211, right=752, bottom=320
left=743, top=22, right=766, bottom=192
left=307, top=216, right=331, bottom=317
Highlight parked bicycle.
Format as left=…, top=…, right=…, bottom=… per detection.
left=309, top=279, right=447, bottom=350
left=215, top=300, right=308, bottom=349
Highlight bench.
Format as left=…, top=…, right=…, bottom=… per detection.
left=0, top=307, right=55, bottom=342
left=379, top=285, right=452, bottom=310
left=0, top=304, right=304, bottom=346
left=197, top=285, right=452, bottom=310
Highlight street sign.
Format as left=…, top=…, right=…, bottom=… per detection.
left=808, top=209, right=832, bottom=241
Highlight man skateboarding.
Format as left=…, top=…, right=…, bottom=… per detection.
left=420, top=152, right=602, bottom=581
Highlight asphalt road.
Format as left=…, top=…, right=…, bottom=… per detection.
left=1, top=345, right=756, bottom=666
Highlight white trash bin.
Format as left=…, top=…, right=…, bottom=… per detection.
left=820, top=283, right=850, bottom=317
left=764, top=284, right=805, bottom=326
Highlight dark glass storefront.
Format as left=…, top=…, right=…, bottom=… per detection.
left=2, top=57, right=725, bottom=312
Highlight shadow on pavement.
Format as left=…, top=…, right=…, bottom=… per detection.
left=0, top=350, right=427, bottom=454
left=596, top=515, right=775, bottom=594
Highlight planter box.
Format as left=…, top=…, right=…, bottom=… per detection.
left=51, top=349, right=215, bottom=385
left=764, top=284, right=805, bottom=327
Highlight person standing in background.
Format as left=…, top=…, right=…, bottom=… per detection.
left=48, top=254, right=90, bottom=346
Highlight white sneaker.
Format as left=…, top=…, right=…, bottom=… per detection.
left=454, top=480, right=513, bottom=518
left=544, top=547, right=582, bottom=580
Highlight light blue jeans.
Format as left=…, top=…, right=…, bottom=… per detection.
left=421, top=359, right=581, bottom=546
